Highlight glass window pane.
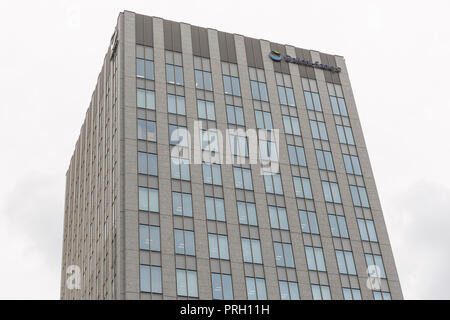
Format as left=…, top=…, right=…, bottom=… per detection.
left=251, top=239, right=262, bottom=263
left=151, top=266, right=162, bottom=293
left=187, top=271, right=198, bottom=297
left=247, top=204, right=257, bottom=226
left=172, top=192, right=182, bottom=215
left=309, top=211, right=319, bottom=234
left=175, top=66, right=184, bottom=85
left=209, top=234, right=219, bottom=258
left=139, top=225, right=149, bottom=250
left=286, top=88, right=295, bottom=106
left=177, top=269, right=187, bottom=297
left=329, top=215, right=339, bottom=237
left=204, top=72, right=213, bottom=91
left=150, top=226, right=160, bottom=251
left=305, top=91, right=313, bottom=109
left=182, top=194, right=192, bottom=217
left=140, top=265, right=150, bottom=292
left=226, top=105, right=235, bottom=124
left=139, top=187, right=149, bottom=211
left=237, top=202, right=247, bottom=224
left=251, top=81, right=260, bottom=100
left=145, top=60, right=154, bottom=80
left=232, top=77, right=241, bottom=96
left=205, top=197, right=215, bottom=220
left=223, top=75, right=232, bottom=95
left=235, top=107, right=244, bottom=125
left=256, top=278, right=267, bottom=299
left=246, top=278, right=256, bottom=300
left=195, top=70, right=203, bottom=89
left=358, top=219, right=369, bottom=241
left=166, top=64, right=174, bottom=83
left=299, top=210, right=310, bottom=233
left=312, top=92, right=322, bottom=111
left=212, top=273, right=222, bottom=300
left=222, top=275, right=233, bottom=300
left=218, top=235, right=229, bottom=260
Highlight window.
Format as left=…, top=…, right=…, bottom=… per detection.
left=327, top=83, right=348, bottom=116
left=311, top=285, right=331, bottom=300
left=201, top=130, right=219, bottom=153
left=167, top=94, right=186, bottom=115
left=174, top=229, right=195, bottom=256
left=336, top=250, right=357, bottom=275
left=287, top=145, right=307, bottom=166
left=259, top=140, right=278, bottom=162
left=264, top=173, right=283, bottom=195
left=373, top=291, right=391, bottom=300
left=275, top=72, right=295, bottom=106
left=343, top=288, right=362, bottom=300
left=249, top=67, right=268, bottom=101
left=241, top=238, right=262, bottom=264
left=293, top=177, right=313, bottom=199
left=365, top=254, right=387, bottom=279
left=357, top=219, right=378, bottom=242
left=279, top=281, right=300, bottom=300
left=168, top=125, right=188, bottom=146
left=237, top=201, right=258, bottom=226
left=205, top=197, right=225, bottom=222
left=138, top=152, right=158, bottom=176
left=194, top=56, right=212, bottom=91
left=226, top=105, right=245, bottom=126
left=299, top=210, right=319, bottom=234
left=350, top=185, right=370, bottom=208
left=302, top=78, right=321, bottom=111
left=208, top=234, right=230, bottom=260
left=322, top=181, right=342, bottom=203
left=172, top=192, right=192, bottom=217
left=255, top=110, right=273, bottom=130
left=171, top=156, right=190, bottom=181
left=283, top=116, right=301, bottom=136
left=233, top=167, right=253, bottom=190
left=329, top=214, right=349, bottom=238
left=305, top=246, right=326, bottom=271
left=202, top=163, right=222, bottom=185
left=137, top=89, right=155, bottom=110
left=310, top=120, right=328, bottom=140
left=140, top=265, right=162, bottom=293
left=316, top=150, right=334, bottom=171
left=336, top=125, right=355, bottom=145
left=230, top=134, right=248, bottom=157
left=139, top=225, right=160, bottom=251
left=246, top=277, right=267, bottom=300
left=197, top=99, right=216, bottom=120
left=165, top=51, right=184, bottom=85
left=211, top=273, right=233, bottom=300
left=137, top=119, right=156, bottom=142
left=268, top=206, right=289, bottom=230
left=222, top=62, right=241, bottom=96
left=136, top=45, right=154, bottom=80
left=139, top=187, right=159, bottom=212
left=273, top=242, right=295, bottom=268
left=343, top=154, right=362, bottom=175
left=176, top=269, right=198, bottom=297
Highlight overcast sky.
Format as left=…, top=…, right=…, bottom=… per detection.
left=0, top=0, right=449, bottom=300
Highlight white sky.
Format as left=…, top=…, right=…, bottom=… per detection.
left=0, top=0, right=449, bottom=299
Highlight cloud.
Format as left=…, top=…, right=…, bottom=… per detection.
left=0, top=172, right=63, bottom=299
left=389, top=180, right=450, bottom=299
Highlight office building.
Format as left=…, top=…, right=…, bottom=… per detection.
left=60, top=11, right=402, bottom=300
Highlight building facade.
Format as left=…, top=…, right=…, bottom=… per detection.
left=60, top=11, right=402, bottom=300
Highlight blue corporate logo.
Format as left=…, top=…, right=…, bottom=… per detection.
left=269, top=50, right=282, bottom=62
left=269, top=50, right=341, bottom=73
